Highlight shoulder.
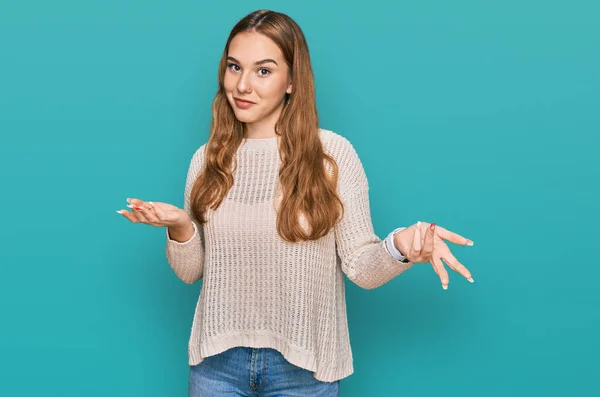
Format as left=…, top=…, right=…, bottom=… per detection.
left=189, top=143, right=208, bottom=166
left=185, top=143, right=208, bottom=181
left=318, top=128, right=364, bottom=170
left=318, top=128, right=368, bottom=193
left=318, top=128, right=360, bottom=163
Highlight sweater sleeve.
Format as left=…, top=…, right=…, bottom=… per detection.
left=333, top=137, right=414, bottom=290
left=165, top=147, right=206, bottom=284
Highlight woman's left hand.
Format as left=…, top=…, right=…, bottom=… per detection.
left=394, top=222, right=474, bottom=290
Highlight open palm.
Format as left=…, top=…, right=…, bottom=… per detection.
left=117, top=198, right=190, bottom=228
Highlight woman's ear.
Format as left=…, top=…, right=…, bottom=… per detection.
left=286, top=83, right=292, bottom=94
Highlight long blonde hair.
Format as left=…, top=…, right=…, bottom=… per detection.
left=190, top=9, right=344, bottom=243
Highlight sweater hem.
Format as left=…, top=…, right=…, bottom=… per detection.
left=188, top=332, right=353, bottom=382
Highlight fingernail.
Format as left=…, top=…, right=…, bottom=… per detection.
left=126, top=198, right=131, bottom=203
left=430, top=223, right=436, bottom=230
left=116, top=210, right=124, bottom=215
left=466, top=240, right=474, bottom=246
left=127, top=204, right=134, bottom=208
left=468, top=278, right=475, bottom=283
left=442, top=284, right=448, bottom=290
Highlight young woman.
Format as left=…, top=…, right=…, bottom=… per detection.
left=118, top=9, right=475, bottom=397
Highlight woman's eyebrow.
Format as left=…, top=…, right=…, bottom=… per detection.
left=226, top=56, right=278, bottom=66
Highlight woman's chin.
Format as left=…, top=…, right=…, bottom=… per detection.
left=233, top=113, right=255, bottom=123
left=234, top=117, right=251, bottom=123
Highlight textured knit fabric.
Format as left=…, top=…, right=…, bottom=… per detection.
left=165, top=128, right=414, bottom=382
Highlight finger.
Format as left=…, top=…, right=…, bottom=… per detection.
left=128, top=198, right=155, bottom=211
left=419, top=222, right=428, bottom=246
left=132, top=206, right=150, bottom=223
left=127, top=198, right=146, bottom=211
left=139, top=204, right=161, bottom=225
left=421, top=223, right=436, bottom=260
left=441, top=250, right=474, bottom=283
left=120, top=198, right=152, bottom=223
left=419, top=222, right=431, bottom=253
left=127, top=197, right=144, bottom=207
left=431, top=255, right=449, bottom=290
left=411, top=222, right=422, bottom=254
left=150, top=202, right=167, bottom=221
left=126, top=199, right=168, bottom=226
left=117, top=209, right=139, bottom=223
left=127, top=199, right=152, bottom=217
left=435, top=225, right=474, bottom=246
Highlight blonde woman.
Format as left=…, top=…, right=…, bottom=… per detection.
left=118, top=9, right=475, bottom=397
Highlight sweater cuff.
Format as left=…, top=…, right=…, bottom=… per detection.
left=166, top=221, right=198, bottom=245
left=384, top=227, right=409, bottom=262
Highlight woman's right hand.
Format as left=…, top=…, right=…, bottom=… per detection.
left=117, top=197, right=191, bottom=229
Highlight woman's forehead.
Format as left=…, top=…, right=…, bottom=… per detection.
left=228, top=32, right=284, bottom=65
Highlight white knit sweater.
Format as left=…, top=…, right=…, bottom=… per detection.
left=165, top=128, right=414, bottom=382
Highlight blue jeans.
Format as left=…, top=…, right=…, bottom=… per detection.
left=189, top=346, right=341, bottom=396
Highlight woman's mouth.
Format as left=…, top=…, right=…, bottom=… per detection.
left=234, top=98, right=255, bottom=109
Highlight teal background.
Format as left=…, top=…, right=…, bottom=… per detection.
left=1, top=0, right=598, bottom=396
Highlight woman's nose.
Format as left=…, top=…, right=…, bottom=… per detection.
left=237, top=74, right=252, bottom=93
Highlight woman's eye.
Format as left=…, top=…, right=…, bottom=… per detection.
left=226, top=63, right=270, bottom=76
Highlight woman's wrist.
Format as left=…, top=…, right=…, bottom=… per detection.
left=385, top=227, right=410, bottom=263
left=168, top=219, right=195, bottom=243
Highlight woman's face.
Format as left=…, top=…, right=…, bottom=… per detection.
left=224, top=32, right=292, bottom=128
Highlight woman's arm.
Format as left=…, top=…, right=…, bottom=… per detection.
left=165, top=147, right=206, bottom=284
left=333, top=138, right=414, bottom=290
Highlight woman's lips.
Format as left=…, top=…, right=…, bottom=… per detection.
left=234, top=98, right=255, bottom=109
